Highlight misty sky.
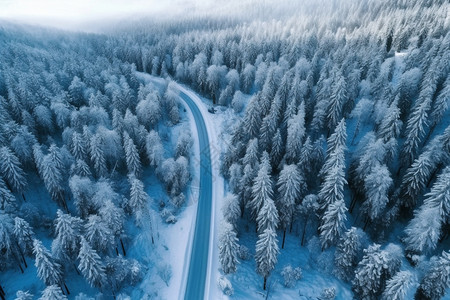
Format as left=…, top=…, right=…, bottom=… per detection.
left=0, top=0, right=220, bottom=30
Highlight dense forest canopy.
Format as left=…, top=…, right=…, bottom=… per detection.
left=0, top=0, right=449, bottom=298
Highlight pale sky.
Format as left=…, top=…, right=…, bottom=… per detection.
left=0, top=0, right=215, bottom=31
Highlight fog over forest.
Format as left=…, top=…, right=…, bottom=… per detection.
left=0, top=0, right=449, bottom=299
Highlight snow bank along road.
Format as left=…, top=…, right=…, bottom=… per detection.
left=136, top=73, right=217, bottom=300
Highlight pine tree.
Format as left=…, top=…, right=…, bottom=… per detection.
left=0, top=177, right=16, bottom=212
left=41, top=152, right=65, bottom=208
left=14, top=217, right=34, bottom=256
left=123, top=132, right=141, bottom=177
left=0, top=146, right=26, bottom=193
left=15, top=290, right=33, bottom=300
left=256, top=197, right=279, bottom=233
left=277, top=164, right=306, bottom=248
left=71, top=132, right=87, bottom=160
left=72, top=159, right=92, bottom=177
left=363, top=163, right=392, bottom=222
left=352, top=244, right=397, bottom=300
left=219, top=222, right=239, bottom=274
left=377, top=97, right=402, bottom=142
left=248, top=152, right=273, bottom=220
left=89, top=133, right=107, bottom=177
left=243, top=94, right=262, bottom=139
left=222, top=194, right=241, bottom=227
left=327, top=69, right=347, bottom=131
left=128, top=175, right=148, bottom=217
left=146, top=130, right=164, bottom=168
left=33, top=239, right=63, bottom=286
left=0, top=211, right=14, bottom=260
left=84, top=214, right=113, bottom=254
left=242, top=138, right=259, bottom=169
left=402, top=95, right=431, bottom=167
left=255, top=227, right=279, bottom=290
left=270, top=129, right=284, bottom=169
left=285, top=102, right=305, bottom=164
left=404, top=167, right=450, bottom=254
left=334, top=227, right=363, bottom=281
left=381, top=270, right=414, bottom=300
left=416, top=251, right=450, bottom=300
left=78, top=237, right=106, bottom=289
left=319, top=199, right=347, bottom=250
left=53, top=209, right=83, bottom=262
left=38, top=285, right=67, bottom=300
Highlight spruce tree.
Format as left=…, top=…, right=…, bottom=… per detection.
left=416, top=251, right=450, bottom=300
left=277, top=164, right=306, bottom=248
left=255, top=227, right=279, bottom=290
left=219, top=222, right=239, bottom=274
left=33, top=239, right=63, bottom=286
left=381, top=270, right=414, bottom=300
left=78, top=237, right=106, bottom=289
left=0, top=146, right=27, bottom=193
left=334, top=227, right=362, bottom=281
left=38, top=285, right=67, bottom=300
left=123, top=132, right=141, bottom=177
left=319, top=199, right=347, bottom=250
left=248, top=152, right=273, bottom=220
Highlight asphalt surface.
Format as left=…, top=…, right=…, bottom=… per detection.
left=179, top=91, right=213, bottom=300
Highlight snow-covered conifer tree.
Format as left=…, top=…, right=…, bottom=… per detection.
left=285, top=102, right=305, bottom=164
left=319, top=199, right=347, bottom=250
left=256, top=197, right=279, bottom=233
left=270, top=129, right=284, bottom=169
left=277, top=164, right=306, bottom=248
left=243, top=94, right=262, bottom=139
left=242, top=138, right=259, bottom=169
left=33, top=239, right=62, bottom=286
left=0, top=177, right=16, bottom=212
left=219, top=222, right=239, bottom=274
left=71, top=132, right=87, bottom=161
left=0, top=146, right=26, bottom=193
left=363, top=163, right=392, bottom=222
left=123, top=132, right=141, bottom=177
left=128, top=175, right=148, bottom=218
left=52, top=210, right=82, bottom=261
left=38, top=285, right=67, bottom=300
left=14, top=217, right=34, bottom=256
left=146, top=130, right=164, bottom=168
left=381, top=270, right=414, bottom=300
left=327, top=69, right=347, bottom=131
left=89, top=133, right=107, bottom=177
left=352, top=244, right=397, bottom=300
left=334, top=227, right=363, bottom=281
left=78, top=237, right=106, bottom=289
left=84, top=214, right=113, bottom=254
left=255, top=227, right=279, bottom=290
left=404, top=167, right=450, bottom=253
left=416, top=251, right=450, bottom=300
left=222, top=194, right=241, bottom=227
left=248, top=152, right=273, bottom=220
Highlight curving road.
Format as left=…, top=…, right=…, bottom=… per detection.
left=179, top=91, right=213, bottom=300
left=137, top=73, right=214, bottom=300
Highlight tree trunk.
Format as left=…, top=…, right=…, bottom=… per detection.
left=263, top=276, right=267, bottom=290
left=120, top=239, right=126, bottom=256
left=349, top=194, right=357, bottom=213
left=64, top=282, right=70, bottom=295
left=21, top=193, right=26, bottom=202
left=301, top=216, right=308, bottom=246
left=363, top=216, right=370, bottom=231
left=282, top=229, right=286, bottom=249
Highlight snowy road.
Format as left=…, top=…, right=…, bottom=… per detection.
left=136, top=73, right=218, bottom=300
left=179, top=90, right=214, bottom=300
